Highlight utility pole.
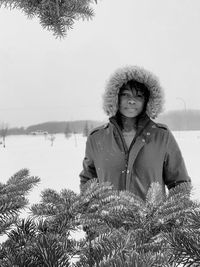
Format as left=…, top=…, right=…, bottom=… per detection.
left=176, top=97, right=187, bottom=131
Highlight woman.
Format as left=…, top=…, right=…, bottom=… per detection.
left=80, top=66, right=191, bottom=200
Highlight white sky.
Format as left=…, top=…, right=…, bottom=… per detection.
left=0, top=0, right=200, bottom=127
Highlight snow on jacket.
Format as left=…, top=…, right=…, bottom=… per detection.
left=80, top=66, right=191, bottom=199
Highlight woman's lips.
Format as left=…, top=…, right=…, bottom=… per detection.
left=125, top=107, right=137, bottom=111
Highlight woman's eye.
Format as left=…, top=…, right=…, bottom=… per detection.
left=121, top=93, right=130, bottom=97
left=120, top=92, right=144, bottom=99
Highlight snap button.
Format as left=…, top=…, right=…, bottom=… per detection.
left=146, top=132, right=150, bottom=135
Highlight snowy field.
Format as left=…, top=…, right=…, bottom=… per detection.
left=0, top=131, right=200, bottom=207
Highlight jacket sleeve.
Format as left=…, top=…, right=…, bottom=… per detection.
left=79, top=135, right=97, bottom=192
left=163, top=130, right=191, bottom=189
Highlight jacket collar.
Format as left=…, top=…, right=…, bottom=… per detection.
left=109, top=113, right=152, bottom=151
left=109, top=113, right=151, bottom=133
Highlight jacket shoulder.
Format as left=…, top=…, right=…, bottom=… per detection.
left=89, top=123, right=109, bottom=136
left=156, top=122, right=168, bottom=130
left=152, top=121, right=169, bottom=130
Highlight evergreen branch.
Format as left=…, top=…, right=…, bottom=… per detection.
left=1, top=218, right=72, bottom=266
left=146, top=182, right=165, bottom=207
left=0, top=169, right=40, bottom=236
left=1, top=169, right=40, bottom=197
left=186, top=209, right=200, bottom=228
left=78, top=229, right=127, bottom=266
left=32, top=234, right=71, bottom=267
left=75, top=181, right=198, bottom=266
left=165, top=228, right=200, bottom=266
left=30, top=188, right=80, bottom=236
left=6, top=218, right=37, bottom=244
left=1, top=179, right=198, bottom=266
left=31, top=202, right=59, bottom=217
left=0, top=195, right=27, bottom=214
left=0, top=0, right=98, bottom=38
left=31, top=188, right=78, bottom=219
left=168, top=182, right=192, bottom=197
left=0, top=214, right=18, bottom=236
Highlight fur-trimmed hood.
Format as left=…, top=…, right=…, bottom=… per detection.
left=102, top=66, right=165, bottom=119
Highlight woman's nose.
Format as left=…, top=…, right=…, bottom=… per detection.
left=128, top=98, right=136, bottom=104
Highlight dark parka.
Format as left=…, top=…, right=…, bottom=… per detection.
left=80, top=66, right=191, bottom=200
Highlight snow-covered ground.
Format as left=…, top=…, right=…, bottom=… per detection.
left=0, top=131, right=200, bottom=206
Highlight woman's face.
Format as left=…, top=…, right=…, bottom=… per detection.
left=118, top=87, right=145, bottom=118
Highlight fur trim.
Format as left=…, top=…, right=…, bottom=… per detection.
left=102, top=66, right=165, bottom=119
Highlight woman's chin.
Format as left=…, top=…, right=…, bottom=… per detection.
left=120, top=109, right=139, bottom=118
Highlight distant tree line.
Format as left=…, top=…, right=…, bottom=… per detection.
left=4, top=109, right=200, bottom=137
left=6, top=120, right=104, bottom=136
left=157, top=109, right=200, bottom=131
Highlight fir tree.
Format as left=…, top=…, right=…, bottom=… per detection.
left=1, top=178, right=200, bottom=267
left=0, top=0, right=98, bottom=38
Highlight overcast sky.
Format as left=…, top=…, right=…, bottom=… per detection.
left=0, top=0, right=200, bottom=127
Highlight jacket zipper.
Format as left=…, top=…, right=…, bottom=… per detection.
left=110, top=120, right=130, bottom=177
left=110, top=118, right=151, bottom=177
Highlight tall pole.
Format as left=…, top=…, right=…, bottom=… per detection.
left=176, top=97, right=187, bottom=130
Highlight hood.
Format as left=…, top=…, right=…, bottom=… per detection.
left=102, top=66, right=165, bottom=119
